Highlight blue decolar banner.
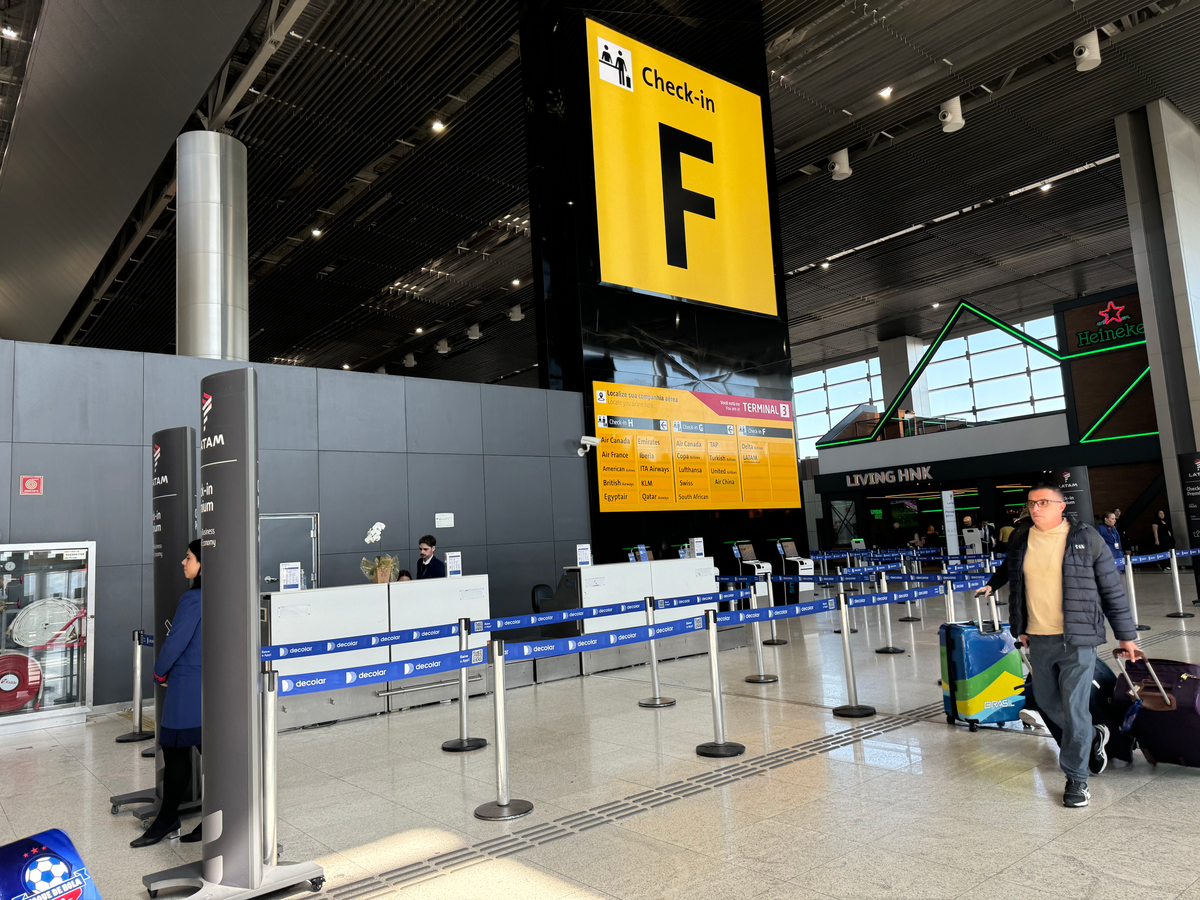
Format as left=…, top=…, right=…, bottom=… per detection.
left=0, top=830, right=100, bottom=900
left=277, top=647, right=486, bottom=697
left=262, top=622, right=460, bottom=660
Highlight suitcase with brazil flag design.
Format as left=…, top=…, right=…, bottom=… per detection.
left=940, top=594, right=1026, bottom=731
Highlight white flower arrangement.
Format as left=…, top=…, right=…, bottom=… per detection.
left=365, top=522, right=386, bottom=544
left=361, top=522, right=396, bottom=582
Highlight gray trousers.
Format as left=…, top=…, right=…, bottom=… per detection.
left=1026, top=634, right=1097, bottom=782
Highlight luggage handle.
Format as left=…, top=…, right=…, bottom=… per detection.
left=1111, top=650, right=1175, bottom=710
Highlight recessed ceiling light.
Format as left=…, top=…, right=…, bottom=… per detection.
left=1, top=26, right=17, bottom=39
left=342, top=364, right=350, bottom=370
left=432, top=120, right=445, bottom=132
left=879, top=86, right=893, bottom=98
left=1040, top=182, right=1052, bottom=191
left=415, top=327, right=423, bottom=334
left=820, top=262, right=830, bottom=269
left=932, top=302, right=941, bottom=308
left=311, top=228, right=321, bottom=236
left=512, top=279, right=520, bottom=286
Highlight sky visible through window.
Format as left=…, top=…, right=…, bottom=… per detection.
left=791, top=315, right=1064, bottom=459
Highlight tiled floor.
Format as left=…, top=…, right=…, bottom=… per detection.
left=3, top=572, right=1199, bottom=899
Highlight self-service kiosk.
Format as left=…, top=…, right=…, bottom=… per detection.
left=733, top=542, right=786, bottom=646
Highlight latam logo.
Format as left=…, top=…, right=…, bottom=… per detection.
left=201, top=392, right=213, bottom=430
left=200, top=434, right=225, bottom=449
left=152, top=444, right=161, bottom=470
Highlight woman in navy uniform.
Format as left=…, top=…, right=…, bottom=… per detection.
left=131, top=540, right=203, bottom=848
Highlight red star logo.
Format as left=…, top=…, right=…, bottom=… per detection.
left=1097, top=301, right=1126, bottom=325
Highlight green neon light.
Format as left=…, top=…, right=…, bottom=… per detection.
left=815, top=300, right=1147, bottom=449
left=1080, top=431, right=1159, bottom=443
left=1080, top=366, right=1151, bottom=443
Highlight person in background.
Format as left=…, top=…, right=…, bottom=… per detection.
left=416, top=535, right=446, bottom=579
left=396, top=569, right=412, bottom=582
left=1152, top=509, right=1175, bottom=571
left=998, top=516, right=1018, bottom=551
left=977, top=484, right=1141, bottom=809
left=1098, top=511, right=1122, bottom=563
left=132, top=540, right=203, bottom=847
left=979, top=518, right=997, bottom=553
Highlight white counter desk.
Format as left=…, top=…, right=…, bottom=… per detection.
left=262, top=575, right=491, bottom=730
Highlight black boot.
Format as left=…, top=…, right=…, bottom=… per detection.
left=180, top=822, right=202, bottom=843
left=130, top=819, right=180, bottom=848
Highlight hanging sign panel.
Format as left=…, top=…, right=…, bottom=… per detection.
left=585, top=19, right=777, bottom=316
left=593, top=381, right=801, bottom=512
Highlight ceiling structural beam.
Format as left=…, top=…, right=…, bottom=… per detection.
left=208, top=0, right=314, bottom=132
left=60, top=179, right=177, bottom=344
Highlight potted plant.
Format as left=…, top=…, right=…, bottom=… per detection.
left=360, top=522, right=397, bottom=583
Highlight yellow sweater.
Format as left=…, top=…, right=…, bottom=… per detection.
left=1022, top=520, right=1069, bottom=634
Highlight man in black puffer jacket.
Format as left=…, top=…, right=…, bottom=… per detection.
left=979, top=483, right=1142, bottom=810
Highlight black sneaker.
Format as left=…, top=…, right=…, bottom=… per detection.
left=1063, top=779, right=1090, bottom=808
left=1089, top=724, right=1110, bottom=776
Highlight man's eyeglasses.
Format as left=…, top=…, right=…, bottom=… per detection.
left=1027, top=499, right=1066, bottom=510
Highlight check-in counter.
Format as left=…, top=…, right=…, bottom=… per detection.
left=261, top=575, right=500, bottom=730
left=547, top=556, right=743, bottom=678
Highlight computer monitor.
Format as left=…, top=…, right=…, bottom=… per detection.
left=779, top=540, right=798, bottom=559
left=736, top=542, right=757, bottom=561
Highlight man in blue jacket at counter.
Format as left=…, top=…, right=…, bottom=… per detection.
left=416, top=534, right=446, bottom=579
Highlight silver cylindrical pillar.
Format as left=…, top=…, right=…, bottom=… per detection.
left=474, top=641, right=532, bottom=820
left=833, top=590, right=875, bottom=718
left=945, top=581, right=955, bottom=622
left=876, top=573, right=902, bottom=653
left=1124, top=553, right=1150, bottom=631
left=443, top=619, right=488, bottom=751
left=640, top=599, right=676, bottom=708
left=177, top=130, right=249, bottom=360
left=261, top=668, right=278, bottom=867
left=1168, top=549, right=1195, bottom=618
left=696, top=610, right=745, bottom=757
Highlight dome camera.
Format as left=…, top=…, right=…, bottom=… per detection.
left=827, top=148, right=852, bottom=181
left=939, top=96, right=964, bottom=132
left=1073, top=30, right=1100, bottom=71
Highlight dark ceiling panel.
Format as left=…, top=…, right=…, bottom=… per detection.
left=0, top=0, right=260, bottom=341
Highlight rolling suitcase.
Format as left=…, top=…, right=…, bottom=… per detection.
left=1112, top=653, right=1200, bottom=768
left=940, top=593, right=1025, bottom=731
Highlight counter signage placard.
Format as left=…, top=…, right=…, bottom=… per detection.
left=585, top=19, right=776, bottom=316
left=1177, top=453, right=1200, bottom=592
left=445, top=551, right=463, bottom=578
left=941, top=490, right=960, bottom=557
left=279, top=562, right=302, bottom=591
left=576, top=543, right=592, bottom=566
left=593, top=381, right=801, bottom=512
left=1048, top=466, right=1093, bottom=527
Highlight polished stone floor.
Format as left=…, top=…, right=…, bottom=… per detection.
left=2, top=571, right=1199, bottom=900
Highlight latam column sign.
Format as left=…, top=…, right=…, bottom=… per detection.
left=586, top=19, right=777, bottom=316
left=593, top=381, right=801, bottom=512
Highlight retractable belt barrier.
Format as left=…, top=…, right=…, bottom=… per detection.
left=262, top=621, right=461, bottom=661
left=1128, top=548, right=1200, bottom=564
left=840, top=564, right=897, bottom=575
left=139, top=633, right=154, bottom=647
left=713, top=598, right=836, bottom=624
left=277, top=646, right=487, bottom=697
left=505, top=616, right=707, bottom=662
left=845, top=586, right=943, bottom=608
left=658, top=588, right=749, bottom=609
left=770, top=574, right=846, bottom=584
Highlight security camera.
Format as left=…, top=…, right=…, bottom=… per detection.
left=827, top=148, right=852, bottom=181
left=578, top=435, right=601, bottom=457
left=939, top=96, right=964, bottom=132
left=1073, top=30, right=1100, bottom=71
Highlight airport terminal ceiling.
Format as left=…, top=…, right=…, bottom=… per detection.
left=24, top=0, right=1200, bottom=383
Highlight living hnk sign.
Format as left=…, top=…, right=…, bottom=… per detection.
left=844, top=465, right=933, bottom=487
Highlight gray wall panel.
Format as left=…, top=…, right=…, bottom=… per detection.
left=317, top=450, right=409, bottom=555
left=140, top=564, right=155, bottom=698
left=407, top=453, right=486, bottom=547
left=484, top=455, right=553, bottom=544
left=12, top=442, right=142, bottom=567
left=320, top=550, right=405, bottom=588
left=550, top=456, right=591, bottom=542
left=405, top=381, right=483, bottom=454
left=258, top=364, right=317, bottom=450
left=259, top=449, right=319, bottom=514
left=554, top=541, right=582, bottom=577
left=481, top=384, right=549, bottom=456
left=14, top=343, right=143, bottom=445
left=484, top=541, right=555, bottom=617
left=92, top=564, right=144, bottom=706
left=142, top=351, right=241, bottom=444
left=0, top=341, right=15, bottom=442
left=0, top=442, right=11, bottom=543
left=317, top=369, right=406, bottom=452
left=548, top=390, right=586, bottom=457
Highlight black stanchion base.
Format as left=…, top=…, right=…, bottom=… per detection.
left=762, top=638, right=788, bottom=645
left=745, top=674, right=779, bottom=684
left=441, top=737, right=488, bottom=753
left=474, top=799, right=533, bottom=821
left=1193, top=599, right=1200, bottom=606
left=696, top=740, right=745, bottom=758
left=832, top=628, right=858, bottom=634
left=1167, top=612, right=1196, bottom=618
left=875, top=646, right=904, bottom=654
left=116, top=730, right=155, bottom=744
left=639, top=696, right=677, bottom=708
left=833, top=704, right=876, bottom=719
left=898, top=616, right=921, bottom=622
left=1136, top=623, right=1152, bottom=631
left=141, top=746, right=155, bottom=758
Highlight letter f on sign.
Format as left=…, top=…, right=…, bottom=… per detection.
left=659, top=123, right=715, bottom=268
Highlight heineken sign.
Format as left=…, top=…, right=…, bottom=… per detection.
left=1075, top=300, right=1143, bottom=348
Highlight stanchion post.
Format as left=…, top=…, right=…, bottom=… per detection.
left=1167, top=549, right=1195, bottom=618
left=262, top=667, right=278, bottom=867
left=443, top=618, right=488, bottom=751
left=763, top=573, right=787, bottom=646
left=116, top=630, right=154, bottom=743
left=832, top=567, right=857, bottom=634
left=899, top=558, right=920, bottom=622
left=833, top=589, right=875, bottom=718
left=639, top=598, right=676, bottom=708
left=944, top=580, right=955, bottom=623
left=875, top=573, right=903, bottom=654
left=1124, top=553, right=1150, bottom=631
left=697, top=610, right=746, bottom=757
left=474, top=640, right=533, bottom=821
left=744, top=590, right=779, bottom=684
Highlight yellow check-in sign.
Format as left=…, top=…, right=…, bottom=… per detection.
left=586, top=19, right=777, bottom=317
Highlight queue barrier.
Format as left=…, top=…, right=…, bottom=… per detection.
left=261, top=621, right=461, bottom=661
left=770, top=574, right=846, bottom=584
left=277, top=646, right=486, bottom=697
left=139, top=633, right=154, bottom=647
left=658, top=588, right=750, bottom=609
left=840, top=563, right=897, bottom=575
left=845, top=586, right=943, bottom=608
